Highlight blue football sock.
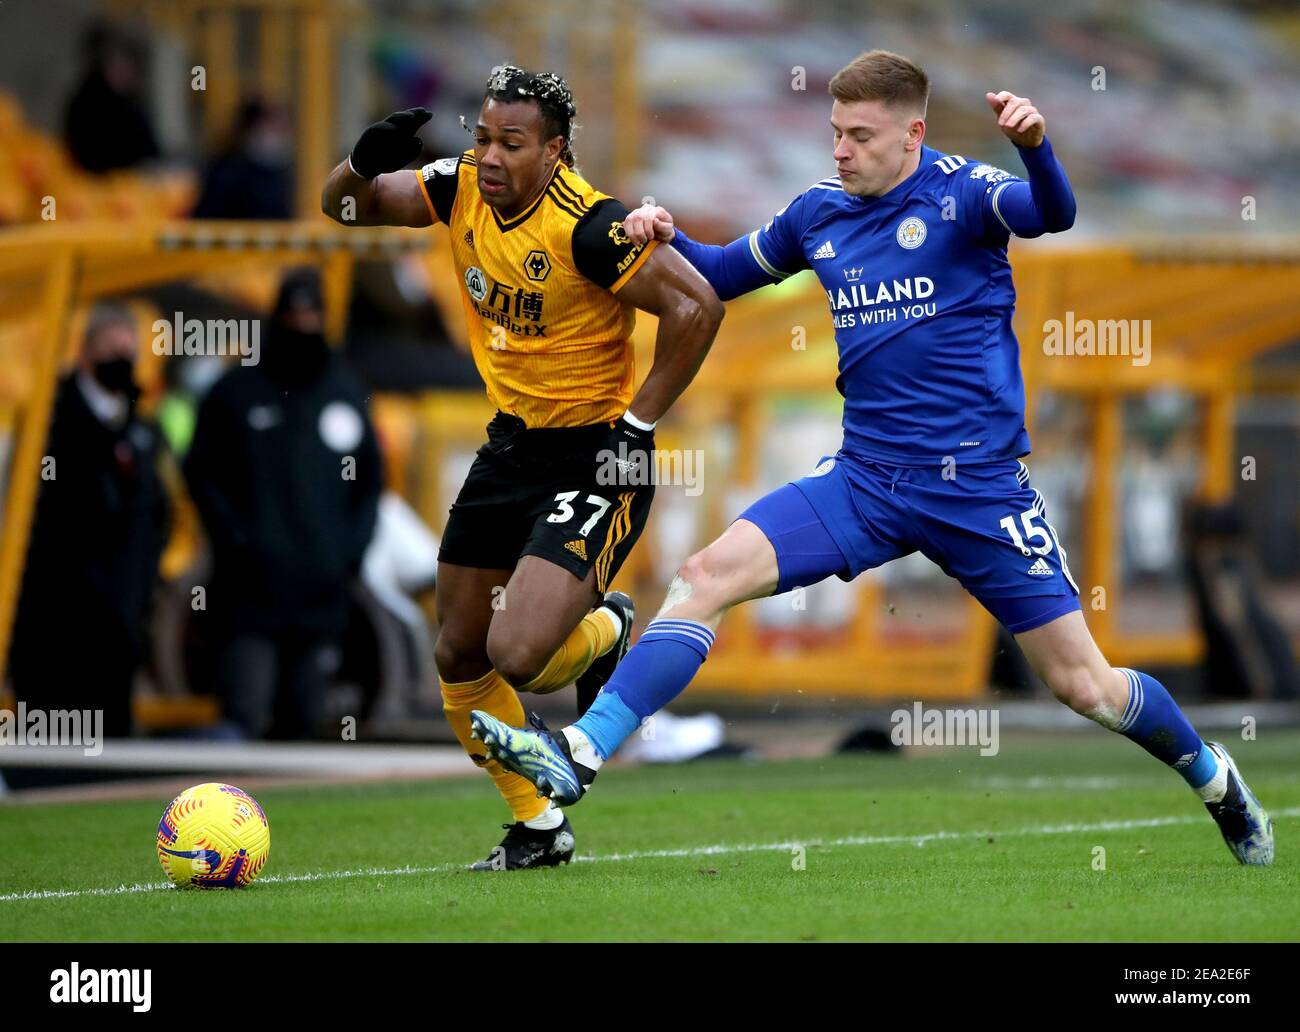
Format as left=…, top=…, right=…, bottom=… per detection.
left=572, top=619, right=716, bottom=760
left=1114, top=668, right=1217, bottom=789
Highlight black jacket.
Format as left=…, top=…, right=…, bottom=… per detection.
left=184, top=351, right=382, bottom=635
left=11, top=374, right=169, bottom=664
left=64, top=70, right=160, bottom=174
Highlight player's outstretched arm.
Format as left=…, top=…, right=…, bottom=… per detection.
left=321, top=108, right=435, bottom=228
left=982, top=91, right=1076, bottom=237
left=615, top=246, right=725, bottom=424
left=624, top=204, right=783, bottom=302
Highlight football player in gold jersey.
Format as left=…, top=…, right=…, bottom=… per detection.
left=323, top=66, right=723, bottom=869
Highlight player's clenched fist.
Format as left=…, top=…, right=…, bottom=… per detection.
left=985, top=92, right=1045, bottom=149
left=623, top=203, right=676, bottom=246
left=348, top=108, right=433, bottom=179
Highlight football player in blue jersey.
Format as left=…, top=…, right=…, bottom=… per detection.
left=470, top=50, right=1272, bottom=865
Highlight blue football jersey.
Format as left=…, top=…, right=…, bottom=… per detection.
left=750, top=147, right=1032, bottom=465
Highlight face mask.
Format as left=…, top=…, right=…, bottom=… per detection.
left=92, top=357, right=138, bottom=396
left=248, top=128, right=292, bottom=167
left=263, top=327, right=330, bottom=385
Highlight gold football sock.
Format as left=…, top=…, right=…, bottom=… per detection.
left=440, top=669, right=549, bottom=823
left=518, top=608, right=619, bottom=695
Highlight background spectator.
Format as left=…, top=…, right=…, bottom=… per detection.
left=192, top=97, right=294, bottom=220
left=184, top=269, right=383, bottom=739
left=9, top=302, right=170, bottom=736
left=63, top=21, right=159, bottom=174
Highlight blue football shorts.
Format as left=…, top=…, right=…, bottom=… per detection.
left=737, top=452, right=1081, bottom=635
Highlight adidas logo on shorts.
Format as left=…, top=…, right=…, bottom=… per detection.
left=1027, top=557, right=1053, bottom=576
left=564, top=539, right=588, bottom=560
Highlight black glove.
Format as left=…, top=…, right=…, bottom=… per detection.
left=597, top=415, right=655, bottom=488
left=348, top=108, right=432, bottom=179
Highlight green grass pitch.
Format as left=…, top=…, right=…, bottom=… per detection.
left=2, top=730, right=1297, bottom=942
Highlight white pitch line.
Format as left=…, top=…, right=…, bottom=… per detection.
left=3, top=806, right=1295, bottom=904
left=582, top=806, right=1300, bottom=862
left=972, top=776, right=1128, bottom=790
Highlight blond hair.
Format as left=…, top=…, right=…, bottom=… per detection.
left=829, top=50, right=930, bottom=116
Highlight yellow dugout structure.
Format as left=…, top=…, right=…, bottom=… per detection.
left=0, top=221, right=428, bottom=687
left=1, top=221, right=1297, bottom=702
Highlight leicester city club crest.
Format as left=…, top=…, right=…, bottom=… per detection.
left=896, top=216, right=927, bottom=249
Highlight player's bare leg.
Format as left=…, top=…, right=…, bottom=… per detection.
left=1012, top=610, right=1128, bottom=723
left=649, top=519, right=779, bottom=628
left=433, top=561, right=539, bottom=798
left=447, top=552, right=640, bottom=868
left=484, top=554, right=635, bottom=718
left=434, top=562, right=509, bottom=683
left=472, top=519, right=778, bottom=804
left=485, top=555, right=600, bottom=688
left=1015, top=610, right=1273, bottom=865
left=434, top=561, right=576, bottom=868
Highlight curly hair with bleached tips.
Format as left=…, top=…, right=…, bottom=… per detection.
left=479, top=64, right=579, bottom=169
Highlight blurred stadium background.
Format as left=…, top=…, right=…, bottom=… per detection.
left=1, top=0, right=1299, bottom=793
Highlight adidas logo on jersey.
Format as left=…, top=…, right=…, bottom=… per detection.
left=1027, top=558, right=1053, bottom=576
left=812, top=240, right=836, bottom=260
left=564, top=539, right=588, bottom=560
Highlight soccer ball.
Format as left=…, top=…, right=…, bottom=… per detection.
left=156, top=783, right=271, bottom=889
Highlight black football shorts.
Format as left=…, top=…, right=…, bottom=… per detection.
left=438, top=412, right=654, bottom=592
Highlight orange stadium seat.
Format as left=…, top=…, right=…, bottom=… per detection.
left=0, top=92, right=196, bottom=226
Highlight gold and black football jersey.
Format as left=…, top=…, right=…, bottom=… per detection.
left=414, top=151, right=658, bottom=428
